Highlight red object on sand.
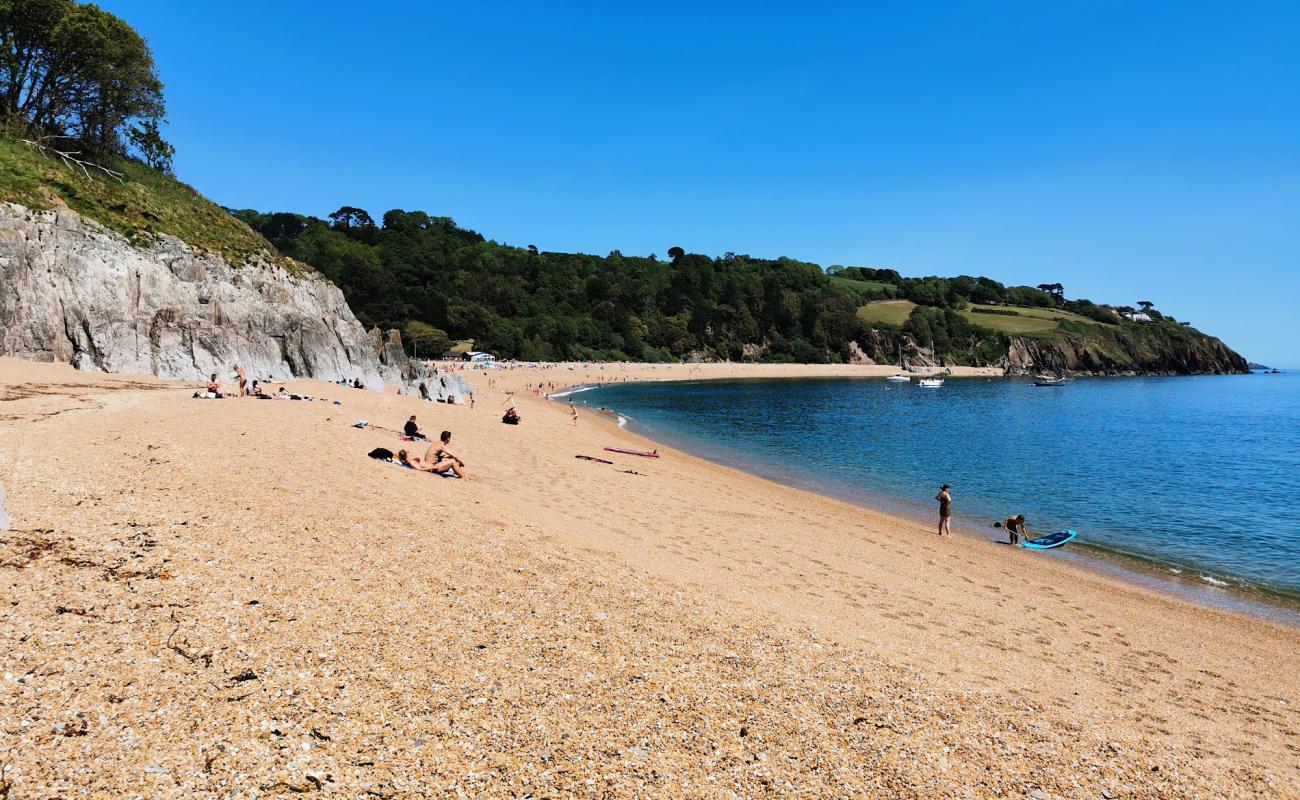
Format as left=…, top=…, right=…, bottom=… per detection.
left=604, top=447, right=659, bottom=458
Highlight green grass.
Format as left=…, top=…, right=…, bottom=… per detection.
left=830, top=276, right=896, bottom=299
left=856, top=300, right=916, bottom=327
left=0, top=135, right=285, bottom=269
left=857, top=299, right=1115, bottom=337
left=957, top=303, right=1110, bottom=336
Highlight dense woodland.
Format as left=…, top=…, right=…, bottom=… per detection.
left=232, top=206, right=1153, bottom=364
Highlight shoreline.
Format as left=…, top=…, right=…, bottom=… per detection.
left=553, top=374, right=1300, bottom=627
left=4, top=357, right=1298, bottom=796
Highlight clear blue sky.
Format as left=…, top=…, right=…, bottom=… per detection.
left=104, top=1, right=1299, bottom=365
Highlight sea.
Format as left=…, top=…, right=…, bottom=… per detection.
left=570, top=372, right=1300, bottom=624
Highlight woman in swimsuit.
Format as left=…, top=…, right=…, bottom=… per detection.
left=935, top=484, right=953, bottom=536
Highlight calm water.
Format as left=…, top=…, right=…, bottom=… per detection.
left=576, top=374, right=1300, bottom=603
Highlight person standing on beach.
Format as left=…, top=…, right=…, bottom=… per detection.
left=935, top=484, right=953, bottom=536
left=234, top=365, right=248, bottom=396
left=569, top=401, right=579, bottom=426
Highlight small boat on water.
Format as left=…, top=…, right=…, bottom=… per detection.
left=918, top=377, right=944, bottom=388
left=1033, top=375, right=1068, bottom=387
left=885, top=374, right=911, bottom=382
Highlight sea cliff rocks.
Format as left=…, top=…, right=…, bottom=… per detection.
left=0, top=202, right=407, bottom=386
left=1001, top=331, right=1248, bottom=376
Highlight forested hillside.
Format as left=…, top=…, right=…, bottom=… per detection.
left=232, top=208, right=864, bottom=363
left=231, top=206, right=1245, bottom=374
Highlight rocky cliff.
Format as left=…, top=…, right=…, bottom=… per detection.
left=0, top=202, right=411, bottom=386
left=1001, top=328, right=1248, bottom=375
left=851, top=323, right=1247, bottom=375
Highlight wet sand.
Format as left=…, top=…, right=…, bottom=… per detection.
left=1, top=358, right=1296, bottom=798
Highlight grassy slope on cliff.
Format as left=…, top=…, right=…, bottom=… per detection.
left=0, top=135, right=283, bottom=269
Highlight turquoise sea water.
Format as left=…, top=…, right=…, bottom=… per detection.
left=574, top=373, right=1300, bottom=607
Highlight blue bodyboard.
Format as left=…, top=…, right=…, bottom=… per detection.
left=1020, top=529, right=1077, bottom=549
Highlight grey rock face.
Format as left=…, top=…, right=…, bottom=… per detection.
left=0, top=203, right=397, bottom=386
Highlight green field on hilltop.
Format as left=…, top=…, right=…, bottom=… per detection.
left=830, top=276, right=896, bottom=300
left=857, top=299, right=1115, bottom=337
left=0, top=135, right=281, bottom=268
left=856, top=299, right=917, bottom=327
left=959, top=304, right=1111, bottom=336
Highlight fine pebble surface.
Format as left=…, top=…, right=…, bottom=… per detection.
left=1, top=358, right=1297, bottom=798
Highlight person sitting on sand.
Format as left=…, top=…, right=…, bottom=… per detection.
left=935, top=484, right=953, bottom=536
left=404, top=415, right=424, bottom=439
left=419, top=430, right=467, bottom=478
left=994, top=514, right=1028, bottom=545
left=192, top=373, right=224, bottom=398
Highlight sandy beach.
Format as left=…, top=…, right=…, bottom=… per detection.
left=1, top=357, right=1296, bottom=798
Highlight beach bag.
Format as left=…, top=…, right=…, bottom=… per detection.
left=368, top=447, right=394, bottom=460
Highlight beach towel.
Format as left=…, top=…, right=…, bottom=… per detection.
left=368, top=447, right=394, bottom=460
left=394, top=460, right=461, bottom=478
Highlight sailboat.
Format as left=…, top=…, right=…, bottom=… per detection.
left=886, top=342, right=911, bottom=382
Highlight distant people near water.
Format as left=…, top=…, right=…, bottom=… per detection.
left=935, top=484, right=953, bottom=536
left=404, top=415, right=424, bottom=440
left=995, top=514, right=1028, bottom=545
left=234, top=365, right=248, bottom=396
left=569, top=401, right=579, bottom=426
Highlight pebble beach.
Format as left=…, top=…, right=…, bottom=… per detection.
left=1, top=358, right=1296, bottom=798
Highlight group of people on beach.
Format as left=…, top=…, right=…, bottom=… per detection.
left=193, top=367, right=313, bottom=401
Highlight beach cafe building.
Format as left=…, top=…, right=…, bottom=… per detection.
left=463, top=351, right=496, bottom=364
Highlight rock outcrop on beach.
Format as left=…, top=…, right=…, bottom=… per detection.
left=0, top=202, right=412, bottom=386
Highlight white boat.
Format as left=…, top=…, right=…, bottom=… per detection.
left=1033, top=375, right=1068, bottom=387
left=885, top=374, right=911, bottom=382
left=918, top=377, right=944, bottom=388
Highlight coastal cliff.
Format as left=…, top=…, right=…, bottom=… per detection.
left=852, top=324, right=1248, bottom=375
left=1002, top=328, right=1248, bottom=375
left=0, top=202, right=402, bottom=385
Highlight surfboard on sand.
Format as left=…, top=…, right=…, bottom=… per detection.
left=604, top=447, right=659, bottom=458
left=1020, top=530, right=1077, bottom=549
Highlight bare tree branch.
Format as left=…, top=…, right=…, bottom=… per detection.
left=21, top=135, right=125, bottom=184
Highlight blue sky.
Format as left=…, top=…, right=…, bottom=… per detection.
left=104, top=1, right=1299, bottom=364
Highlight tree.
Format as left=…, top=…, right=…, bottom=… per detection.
left=328, top=206, right=376, bottom=233
left=125, top=117, right=173, bottom=172
left=667, top=246, right=685, bottom=264
left=1, top=0, right=167, bottom=157
left=1037, top=283, right=1065, bottom=303
left=403, top=320, right=450, bottom=357
left=1137, top=300, right=1154, bottom=311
